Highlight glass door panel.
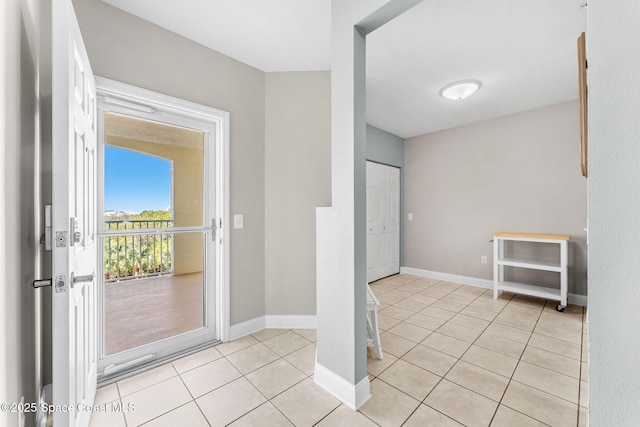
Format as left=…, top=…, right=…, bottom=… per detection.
left=103, top=231, right=206, bottom=356
left=100, top=111, right=213, bottom=365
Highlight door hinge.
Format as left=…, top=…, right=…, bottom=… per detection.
left=40, top=204, right=53, bottom=251
left=70, top=217, right=81, bottom=246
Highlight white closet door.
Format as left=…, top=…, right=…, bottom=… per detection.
left=366, top=162, right=379, bottom=282
left=384, top=166, right=400, bottom=277
left=366, top=161, right=400, bottom=283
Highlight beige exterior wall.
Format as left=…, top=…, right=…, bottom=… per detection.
left=106, top=135, right=204, bottom=275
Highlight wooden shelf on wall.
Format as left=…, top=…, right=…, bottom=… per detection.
left=578, top=32, right=588, bottom=178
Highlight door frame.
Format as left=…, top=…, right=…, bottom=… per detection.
left=95, top=77, right=230, bottom=377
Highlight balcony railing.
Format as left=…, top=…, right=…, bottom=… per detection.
left=103, top=220, right=173, bottom=283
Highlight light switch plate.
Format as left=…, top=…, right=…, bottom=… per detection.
left=408, top=213, right=414, bottom=220
left=233, top=214, right=244, bottom=229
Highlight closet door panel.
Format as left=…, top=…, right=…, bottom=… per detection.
left=366, top=161, right=400, bottom=282
left=366, top=162, right=379, bottom=282
left=387, top=167, right=400, bottom=276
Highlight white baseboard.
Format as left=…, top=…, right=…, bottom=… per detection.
left=314, top=362, right=371, bottom=410
left=401, top=266, right=493, bottom=289
left=228, top=315, right=317, bottom=341
left=228, top=316, right=265, bottom=341
left=401, top=266, right=588, bottom=307
left=569, top=293, right=588, bottom=307
left=265, top=315, right=317, bottom=329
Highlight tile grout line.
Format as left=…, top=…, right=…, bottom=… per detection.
left=373, top=277, right=457, bottom=426
left=373, top=279, right=583, bottom=426
left=393, top=280, right=583, bottom=425
left=405, top=278, right=508, bottom=426
left=419, top=287, right=515, bottom=426
left=576, top=306, right=587, bottom=427
left=494, top=299, right=586, bottom=426
left=228, top=345, right=300, bottom=425
left=374, top=280, right=579, bottom=422
left=487, top=297, right=547, bottom=426
left=95, top=274, right=585, bottom=427
left=375, top=278, right=510, bottom=425
left=174, top=369, right=211, bottom=427
left=219, top=331, right=316, bottom=426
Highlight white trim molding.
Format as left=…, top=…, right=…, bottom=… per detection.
left=568, top=293, right=588, bottom=307
left=228, top=315, right=318, bottom=341
left=401, top=266, right=588, bottom=307
left=314, top=363, right=371, bottom=410
left=401, top=266, right=493, bottom=289
left=228, top=316, right=266, bottom=341
left=265, top=315, right=317, bottom=329
left=95, top=77, right=231, bottom=376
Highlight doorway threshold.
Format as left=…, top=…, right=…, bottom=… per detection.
left=97, top=339, right=222, bottom=387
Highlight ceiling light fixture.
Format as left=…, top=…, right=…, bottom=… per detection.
left=440, top=80, right=481, bottom=101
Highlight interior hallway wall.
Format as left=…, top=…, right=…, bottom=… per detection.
left=1, top=0, right=43, bottom=425
left=404, top=101, right=588, bottom=296
left=588, top=0, right=640, bottom=424
left=265, top=71, right=331, bottom=317
left=72, top=0, right=266, bottom=325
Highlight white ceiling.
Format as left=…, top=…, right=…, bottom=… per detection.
left=100, top=0, right=586, bottom=138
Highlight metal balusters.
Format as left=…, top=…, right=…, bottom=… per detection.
left=103, top=219, right=174, bottom=283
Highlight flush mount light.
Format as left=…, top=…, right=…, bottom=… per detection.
left=440, top=80, right=481, bottom=101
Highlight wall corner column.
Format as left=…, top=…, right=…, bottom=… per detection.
left=314, top=0, right=422, bottom=410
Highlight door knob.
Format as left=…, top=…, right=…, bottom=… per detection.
left=33, top=278, right=52, bottom=288
left=72, top=273, right=94, bottom=284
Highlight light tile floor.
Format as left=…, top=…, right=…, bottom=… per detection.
left=90, top=274, right=588, bottom=427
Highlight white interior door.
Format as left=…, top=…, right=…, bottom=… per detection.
left=52, top=0, right=98, bottom=425
left=366, top=161, right=400, bottom=282
left=366, top=162, right=379, bottom=282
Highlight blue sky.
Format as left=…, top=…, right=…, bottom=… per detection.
left=104, top=146, right=172, bottom=212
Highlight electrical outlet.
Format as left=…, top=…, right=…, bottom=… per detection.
left=481, top=256, right=487, bottom=264
left=408, top=213, right=414, bottom=221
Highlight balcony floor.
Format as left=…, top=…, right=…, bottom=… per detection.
left=104, top=272, right=204, bottom=356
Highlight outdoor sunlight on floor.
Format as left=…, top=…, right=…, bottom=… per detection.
left=104, top=272, right=204, bottom=355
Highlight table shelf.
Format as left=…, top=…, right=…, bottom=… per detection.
left=496, top=258, right=562, bottom=272
left=493, top=232, right=569, bottom=311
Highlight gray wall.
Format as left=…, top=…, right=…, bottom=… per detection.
left=316, top=0, right=416, bottom=401
left=72, top=0, right=266, bottom=325
left=265, top=71, right=331, bottom=316
left=315, top=0, right=386, bottom=391
left=589, top=1, right=640, bottom=424
left=366, top=124, right=405, bottom=266
left=404, top=101, right=588, bottom=296
left=1, top=0, right=42, bottom=425
left=264, top=83, right=404, bottom=316
left=367, top=124, right=404, bottom=167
